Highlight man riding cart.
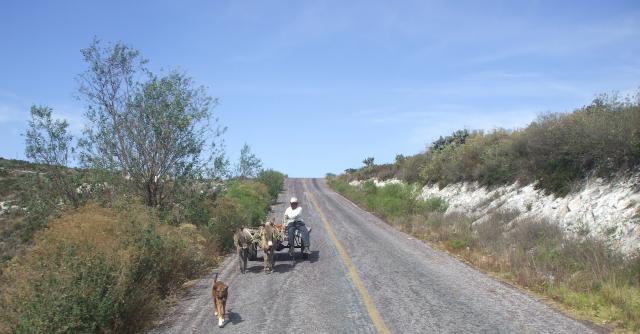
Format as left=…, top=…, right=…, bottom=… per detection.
left=283, top=197, right=311, bottom=257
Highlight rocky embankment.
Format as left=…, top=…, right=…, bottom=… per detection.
left=353, top=175, right=640, bottom=255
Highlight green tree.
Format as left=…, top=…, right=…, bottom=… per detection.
left=430, top=129, right=470, bottom=151
left=235, top=143, right=262, bottom=178
left=24, top=105, right=80, bottom=208
left=25, top=105, right=73, bottom=167
left=257, top=169, right=285, bottom=200
left=77, top=39, right=224, bottom=207
left=363, top=157, right=375, bottom=168
left=211, top=150, right=231, bottom=180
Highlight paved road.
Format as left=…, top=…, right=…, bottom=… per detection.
left=149, top=178, right=603, bottom=334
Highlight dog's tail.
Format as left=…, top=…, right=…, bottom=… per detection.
left=214, top=272, right=219, bottom=283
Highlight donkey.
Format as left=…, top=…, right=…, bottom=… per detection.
left=233, top=227, right=252, bottom=274
left=260, top=219, right=276, bottom=273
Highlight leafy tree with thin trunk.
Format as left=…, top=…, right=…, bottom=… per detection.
left=77, top=39, right=225, bottom=207
left=235, top=143, right=262, bottom=178
left=24, top=105, right=80, bottom=208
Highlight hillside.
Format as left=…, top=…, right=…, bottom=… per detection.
left=339, top=95, right=640, bottom=252
left=0, top=158, right=51, bottom=263
left=330, top=95, right=640, bottom=331
left=345, top=94, right=640, bottom=196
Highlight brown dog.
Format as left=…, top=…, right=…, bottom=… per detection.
left=212, top=273, right=228, bottom=327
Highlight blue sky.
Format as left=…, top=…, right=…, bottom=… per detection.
left=1, top=1, right=639, bottom=177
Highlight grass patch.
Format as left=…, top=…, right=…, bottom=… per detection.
left=328, top=179, right=443, bottom=221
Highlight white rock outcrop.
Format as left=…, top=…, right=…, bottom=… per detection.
left=349, top=178, right=403, bottom=187
left=418, top=175, right=640, bottom=254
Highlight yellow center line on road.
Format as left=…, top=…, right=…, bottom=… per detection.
left=303, top=179, right=390, bottom=334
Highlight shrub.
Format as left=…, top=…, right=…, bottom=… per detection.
left=257, top=169, right=285, bottom=201
left=352, top=94, right=640, bottom=195
left=0, top=203, right=215, bottom=333
left=430, top=129, right=470, bottom=151
left=475, top=212, right=509, bottom=251
left=419, top=197, right=448, bottom=213
left=367, top=183, right=413, bottom=218
left=447, top=219, right=473, bottom=250
left=207, top=196, right=246, bottom=251
left=16, top=174, right=63, bottom=242
left=161, top=180, right=218, bottom=227
left=223, top=180, right=270, bottom=225
left=426, top=214, right=445, bottom=229
left=174, top=191, right=214, bottom=227
left=205, top=180, right=271, bottom=251
left=327, top=178, right=366, bottom=205
left=332, top=180, right=450, bottom=220
left=397, top=154, right=429, bottom=184
left=372, top=164, right=397, bottom=180
left=329, top=180, right=449, bottom=222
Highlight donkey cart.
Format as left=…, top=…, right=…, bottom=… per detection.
left=274, top=223, right=312, bottom=257
left=234, top=222, right=312, bottom=274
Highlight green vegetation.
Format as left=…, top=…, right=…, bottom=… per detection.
left=328, top=179, right=640, bottom=331
left=0, top=204, right=216, bottom=333
left=235, top=143, right=263, bottom=179
left=333, top=94, right=640, bottom=331
left=209, top=180, right=271, bottom=249
left=0, top=158, right=88, bottom=263
left=0, top=40, right=286, bottom=333
left=345, top=94, right=640, bottom=196
left=0, top=166, right=281, bottom=332
left=331, top=179, right=449, bottom=219
left=77, top=39, right=224, bottom=207
left=257, top=169, right=286, bottom=201
left=332, top=93, right=640, bottom=330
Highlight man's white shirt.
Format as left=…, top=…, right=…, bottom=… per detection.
left=284, top=206, right=303, bottom=226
